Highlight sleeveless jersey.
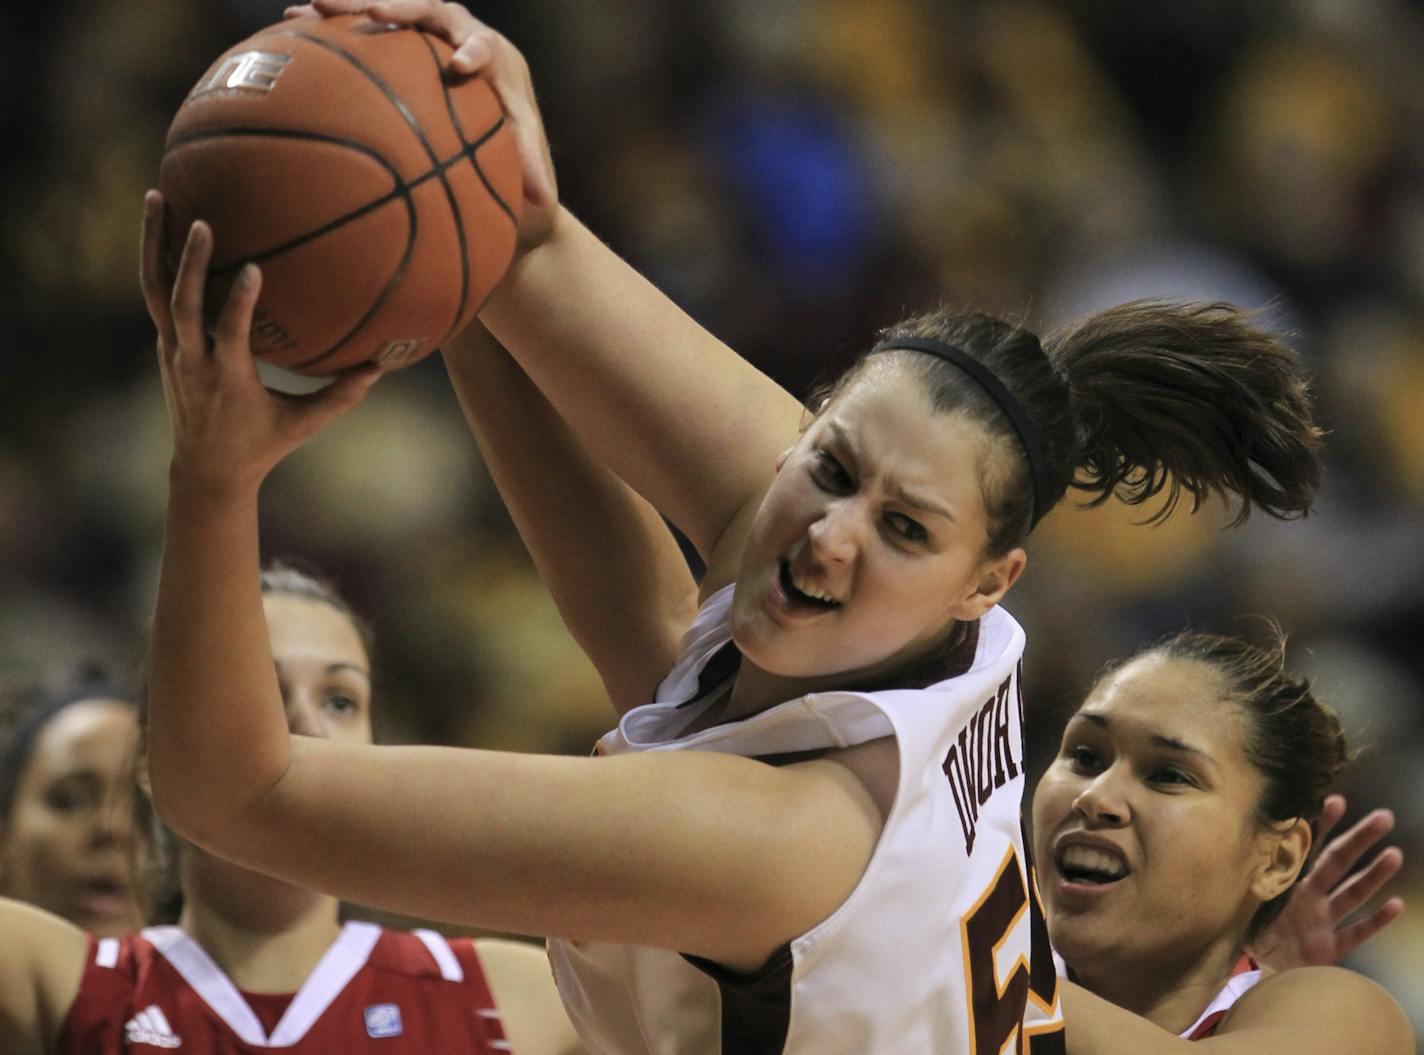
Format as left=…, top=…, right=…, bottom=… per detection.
left=55, top=920, right=511, bottom=1053
left=548, top=584, right=1065, bottom=1054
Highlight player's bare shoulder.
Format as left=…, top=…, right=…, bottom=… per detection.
left=0, top=897, right=89, bottom=1055
left=1222, top=965, right=1414, bottom=1053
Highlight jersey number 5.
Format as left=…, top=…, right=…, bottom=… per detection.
left=960, top=844, right=1064, bottom=1054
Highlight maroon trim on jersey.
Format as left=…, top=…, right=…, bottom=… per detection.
left=940, top=618, right=982, bottom=682
left=683, top=944, right=794, bottom=1054
left=675, top=638, right=743, bottom=710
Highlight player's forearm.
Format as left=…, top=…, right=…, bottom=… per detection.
left=445, top=325, right=696, bottom=710
left=147, top=479, right=291, bottom=841
left=1063, top=983, right=1195, bottom=1055
left=480, top=206, right=803, bottom=561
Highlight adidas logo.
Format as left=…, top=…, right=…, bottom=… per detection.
left=124, top=1005, right=182, bottom=1048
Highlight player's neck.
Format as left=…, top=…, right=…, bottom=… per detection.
left=177, top=848, right=343, bottom=994
left=1069, top=933, right=1246, bottom=1035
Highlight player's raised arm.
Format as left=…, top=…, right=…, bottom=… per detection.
left=142, top=188, right=881, bottom=973
left=293, top=0, right=806, bottom=576
left=444, top=323, right=698, bottom=713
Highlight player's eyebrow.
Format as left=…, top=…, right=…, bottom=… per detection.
left=1072, top=711, right=1220, bottom=770
left=825, top=421, right=957, bottom=522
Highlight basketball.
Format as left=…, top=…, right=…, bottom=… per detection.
left=158, top=14, right=522, bottom=375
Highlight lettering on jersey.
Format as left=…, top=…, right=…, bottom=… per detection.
left=942, top=673, right=1022, bottom=855
left=960, top=848, right=1064, bottom=1055
left=364, top=1002, right=404, bottom=1038
left=124, top=1005, right=182, bottom=1048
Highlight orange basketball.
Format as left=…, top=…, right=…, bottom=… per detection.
left=159, top=15, right=522, bottom=375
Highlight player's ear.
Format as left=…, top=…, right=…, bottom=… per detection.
left=134, top=733, right=153, bottom=800
left=1251, top=816, right=1311, bottom=903
left=949, top=548, right=1027, bottom=620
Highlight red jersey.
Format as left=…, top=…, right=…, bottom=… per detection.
left=55, top=921, right=511, bottom=1053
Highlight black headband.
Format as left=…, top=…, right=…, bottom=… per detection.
left=872, top=337, right=1052, bottom=528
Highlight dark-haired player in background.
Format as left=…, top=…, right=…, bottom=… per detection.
left=0, top=565, right=580, bottom=1055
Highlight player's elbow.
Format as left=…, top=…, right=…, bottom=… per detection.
left=147, top=754, right=263, bottom=852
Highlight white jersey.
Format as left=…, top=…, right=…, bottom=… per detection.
left=549, top=584, right=1065, bottom=1055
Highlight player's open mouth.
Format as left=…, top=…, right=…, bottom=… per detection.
left=779, top=559, right=840, bottom=610
left=1056, top=843, right=1129, bottom=886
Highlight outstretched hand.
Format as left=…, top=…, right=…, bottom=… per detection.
left=1250, top=794, right=1405, bottom=971
left=285, top=0, right=558, bottom=249
left=141, top=190, right=382, bottom=497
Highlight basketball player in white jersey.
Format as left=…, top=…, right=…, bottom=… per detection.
left=142, top=3, right=1328, bottom=1052
left=0, top=566, right=580, bottom=1055
left=1033, top=630, right=1414, bottom=1051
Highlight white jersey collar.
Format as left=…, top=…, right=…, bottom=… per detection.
left=141, top=920, right=382, bottom=1046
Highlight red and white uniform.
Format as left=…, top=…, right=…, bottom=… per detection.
left=549, top=583, right=1065, bottom=1054
left=1181, top=955, right=1262, bottom=1040
left=56, top=921, right=510, bottom=1053
left=1052, top=951, right=1262, bottom=1041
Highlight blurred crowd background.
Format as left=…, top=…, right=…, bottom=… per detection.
left=2, top=0, right=1421, bottom=1039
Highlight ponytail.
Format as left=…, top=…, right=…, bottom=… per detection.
left=1044, top=300, right=1322, bottom=526
left=826, top=299, right=1324, bottom=556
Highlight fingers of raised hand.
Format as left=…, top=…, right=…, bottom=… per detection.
left=278, top=362, right=383, bottom=444
left=1334, top=896, right=1405, bottom=959
left=140, top=191, right=179, bottom=347
left=360, top=0, right=471, bottom=41
left=481, top=52, right=556, bottom=206
left=1315, top=794, right=1347, bottom=845
left=1310, top=809, right=1396, bottom=893
left=170, top=221, right=214, bottom=362
left=212, top=264, right=263, bottom=375
left=1328, top=846, right=1405, bottom=923
left=309, top=0, right=376, bottom=14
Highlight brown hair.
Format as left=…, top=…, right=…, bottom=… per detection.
left=819, top=300, right=1323, bottom=558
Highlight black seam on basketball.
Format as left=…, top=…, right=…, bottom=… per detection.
left=406, top=27, right=515, bottom=231
left=167, top=128, right=498, bottom=278
left=276, top=28, right=444, bottom=167
left=291, top=192, right=421, bottom=371
left=278, top=26, right=472, bottom=363
left=165, top=123, right=416, bottom=370
left=469, top=118, right=518, bottom=227
left=164, top=127, right=413, bottom=274
left=418, top=31, right=471, bottom=344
